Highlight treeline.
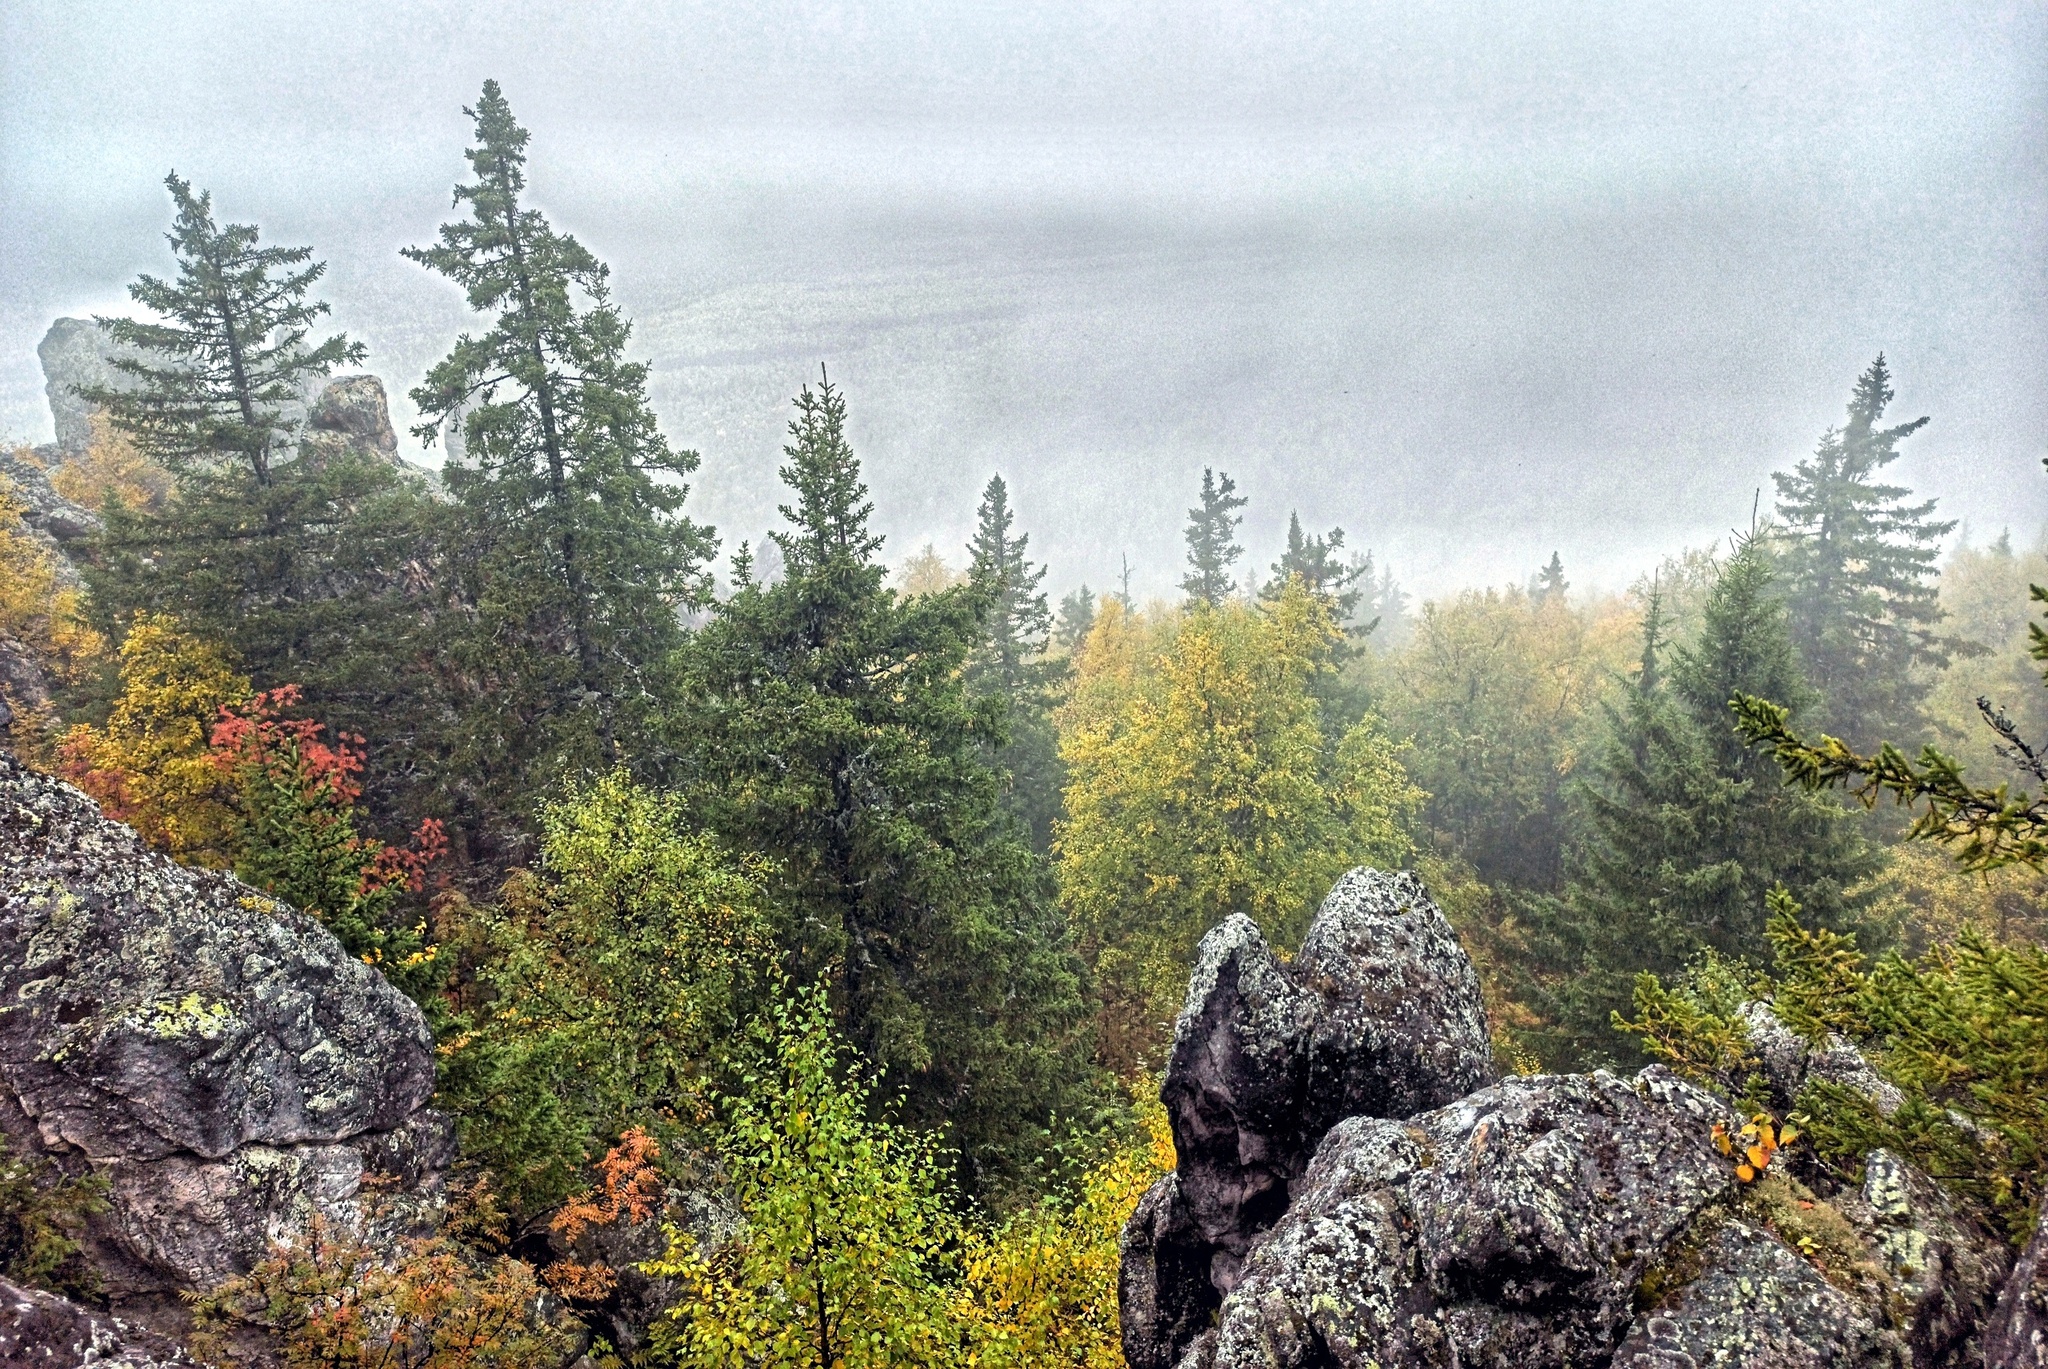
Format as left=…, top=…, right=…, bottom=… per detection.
left=2, top=78, right=2045, bottom=1367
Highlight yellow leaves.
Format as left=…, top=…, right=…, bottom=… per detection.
left=1713, top=1112, right=1795, bottom=1184
left=0, top=474, right=105, bottom=717
left=49, top=413, right=172, bottom=514
left=55, top=614, right=248, bottom=865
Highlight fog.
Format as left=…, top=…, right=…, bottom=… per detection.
left=3, top=1, right=2043, bottom=598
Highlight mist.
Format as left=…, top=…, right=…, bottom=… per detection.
left=4, top=0, right=2043, bottom=598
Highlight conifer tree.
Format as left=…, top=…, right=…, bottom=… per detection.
left=1774, top=356, right=1956, bottom=747
left=1180, top=468, right=1246, bottom=608
left=82, top=176, right=432, bottom=803
left=1265, top=513, right=1365, bottom=619
left=966, top=475, right=1064, bottom=849
left=84, top=174, right=361, bottom=483
left=671, top=375, right=1094, bottom=1196
left=1535, top=551, right=1569, bottom=603
left=406, top=81, right=714, bottom=836
left=1545, top=536, right=1881, bottom=1058
left=1054, top=586, right=1096, bottom=653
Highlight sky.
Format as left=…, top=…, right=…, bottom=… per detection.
left=2, top=0, right=2043, bottom=600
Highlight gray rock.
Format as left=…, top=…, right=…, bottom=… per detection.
left=1832, top=1149, right=2008, bottom=1368
left=1195, top=1068, right=1738, bottom=1369
left=0, top=1276, right=193, bottom=1368
left=298, top=375, right=405, bottom=472
left=1128, top=870, right=1496, bottom=1367
left=37, top=318, right=137, bottom=457
left=1739, top=1000, right=1905, bottom=1118
left=1986, top=1208, right=2048, bottom=1368
left=1614, top=1221, right=1902, bottom=1369
left=0, top=749, right=449, bottom=1306
left=0, top=447, right=99, bottom=555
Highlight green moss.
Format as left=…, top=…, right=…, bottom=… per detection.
left=1740, top=1171, right=1885, bottom=1298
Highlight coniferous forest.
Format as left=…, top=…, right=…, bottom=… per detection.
left=2, top=74, right=2046, bottom=1369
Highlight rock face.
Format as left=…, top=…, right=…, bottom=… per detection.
left=1125, top=869, right=1495, bottom=1369
left=1121, top=866, right=2027, bottom=1369
left=0, top=749, right=451, bottom=1318
left=0, top=1277, right=193, bottom=1367
left=298, top=375, right=403, bottom=470
left=37, top=319, right=136, bottom=457
left=1987, top=1211, right=2048, bottom=1368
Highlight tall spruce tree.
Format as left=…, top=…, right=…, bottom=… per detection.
left=83, top=175, right=433, bottom=815
left=1775, top=355, right=1956, bottom=748
left=1544, top=536, right=1881, bottom=1059
left=1265, top=513, right=1366, bottom=619
left=1535, top=552, right=1569, bottom=603
left=406, top=81, right=714, bottom=842
left=1054, top=585, right=1096, bottom=652
left=1180, top=467, right=1246, bottom=608
left=965, top=475, right=1064, bottom=850
left=671, top=376, right=1095, bottom=1197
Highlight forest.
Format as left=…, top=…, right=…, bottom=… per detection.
left=1, top=81, right=2045, bottom=1368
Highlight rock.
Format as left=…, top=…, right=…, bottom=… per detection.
left=0, top=749, right=450, bottom=1313
left=1830, top=1148, right=2009, bottom=1367
left=1119, top=1175, right=1216, bottom=1369
left=37, top=319, right=136, bottom=457
left=297, top=375, right=405, bottom=472
left=0, top=447, right=99, bottom=555
left=1613, top=1221, right=1900, bottom=1368
left=1740, top=1000, right=1905, bottom=1118
left=0, top=1276, right=193, bottom=1367
left=1192, top=1067, right=1738, bottom=1369
left=1983, top=1206, right=2048, bottom=1368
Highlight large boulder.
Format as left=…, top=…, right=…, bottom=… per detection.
left=37, top=319, right=136, bottom=457
left=1987, top=1210, right=2048, bottom=1368
left=0, top=750, right=451, bottom=1320
left=1126, top=869, right=1495, bottom=1366
left=0, top=1276, right=192, bottom=1368
left=298, top=375, right=402, bottom=471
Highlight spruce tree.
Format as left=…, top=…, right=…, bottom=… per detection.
left=1774, top=355, right=1956, bottom=748
left=1265, top=512, right=1365, bottom=618
left=1535, top=551, right=1569, bottom=603
left=671, top=376, right=1095, bottom=1197
left=1545, top=536, right=1882, bottom=1059
left=1180, top=468, right=1246, bottom=608
left=1054, top=585, right=1096, bottom=652
left=965, top=475, right=1064, bottom=850
left=406, top=81, right=714, bottom=839
left=82, top=175, right=433, bottom=817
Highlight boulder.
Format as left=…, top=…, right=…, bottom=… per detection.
left=0, top=447, right=99, bottom=555
left=1189, top=1067, right=1739, bottom=1369
left=37, top=319, right=135, bottom=457
left=1833, top=1148, right=2009, bottom=1367
left=0, top=749, right=451, bottom=1316
left=297, top=375, right=403, bottom=471
left=1126, top=869, right=1495, bottom=1366
left=1986, top=1209, right=2048, bottom=1368
left=0, top=1276, right=192, bottom=1368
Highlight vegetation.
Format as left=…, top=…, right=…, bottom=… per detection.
left=7, top=76, right=2043, bottom=1364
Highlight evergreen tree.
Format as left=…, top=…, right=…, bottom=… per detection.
left=1180, top=468, right=1246, bottom=608
left=1535, top=551, right=1569, bottom=603
left=1054, top=585, right=1096, bottom=653
left=81, top=175, right=434, bottom=815
left=671, top=375, right=1095, bottom=1197
left=83, top=173, right=361, bottom=483
left=966, top=475, right=1064, bottom=850
left=1264, top=513, right=1365, bottom=619
left=1544, top=536, right=1882, bottom=1059
left=406, top=81, right=714, bottom=841
left=1774, top=355, right=1956, bottom=748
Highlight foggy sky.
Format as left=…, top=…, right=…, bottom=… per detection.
left=3, top=1, right=2043, bottom=599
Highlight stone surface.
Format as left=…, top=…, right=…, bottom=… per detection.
left=1740, top=1000, right=1906, bottom=1118
left=36, top=318, right=135, bottom=457
left=1187, top=1067, right=1737, bottom=1369
left=0, top=448, right=99, bottom=555
left=0, top=1276, right=192, bottom=1367
left=1613, top=1221, right=1901, bottom=1369
left=298, top=375, right=404, bottom=472
left=0, top=749, right=450, bottom=1305
left=1986, top=1209, right=2048, bottom=1368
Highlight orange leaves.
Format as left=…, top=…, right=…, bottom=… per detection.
left=1712, top=1112, right=1800, bottom=1184
left=543, top=1128, right=665, bottom=1303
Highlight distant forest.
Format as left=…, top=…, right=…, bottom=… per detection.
left=3, top=82, right=2043, bottom=1366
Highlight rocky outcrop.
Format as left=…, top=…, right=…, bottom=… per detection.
left=297, top=375, right=403, bottom=471
left=1121, top=866, right=2028, bottom=1369
left=1987, top=1212, right=2048, bottom=1368
left=0, top=749, right=451, bottom=1321
left=37, top=319, right=137, bottom=458
left=0, top=448, right=98, bottom=559
left=1125, top=869, right=1495, bottom=1369
left=0, top=1276, right=193, bottom=1368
